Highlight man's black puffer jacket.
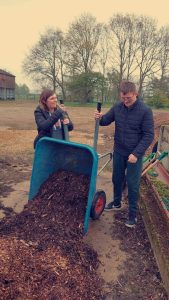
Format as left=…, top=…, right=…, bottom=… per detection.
left=100, top=98, right=154, bottom=158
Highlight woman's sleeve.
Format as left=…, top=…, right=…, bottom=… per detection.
left=34, top=108, right=63, bottom=130
left=67, top=118, right=74, bottom=131
left=64, top=112, right=74, bottom=131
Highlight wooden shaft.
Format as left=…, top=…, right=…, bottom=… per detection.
left=141, top=159, right=160, bottom=176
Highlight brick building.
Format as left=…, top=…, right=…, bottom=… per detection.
left=0, top=69, right=15, bottom=100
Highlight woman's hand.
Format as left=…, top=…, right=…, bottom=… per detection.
left=94, top=110, right=103, bottom=120
left=55, top=120, right=61, bottom=127
left=62, top=118, right=70, bottom=125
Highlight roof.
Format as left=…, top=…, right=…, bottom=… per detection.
left=0, top=69, right=15, bottom=77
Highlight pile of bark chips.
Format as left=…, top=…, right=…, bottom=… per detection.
left=0, top=170, right=103, bottom=300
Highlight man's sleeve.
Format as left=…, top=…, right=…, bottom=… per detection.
left=99, top=106, right=115, bottom=126
left=132, top=108, right=154, bottom=158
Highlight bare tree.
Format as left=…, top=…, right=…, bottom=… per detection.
left=135, top=16, right=159, bottom=95
left=97, top=25, right=111, bottom=75
left=97, top=25, right=111, bottom=101
left=158, top=26, right=169, bottom=81
left=22, top=28, right=67, bottom=98
left=109, top=14, right=140, bottom=89
left=109, top=14, right=161, bottom=96
left=65, top=13, right=102, bottom=74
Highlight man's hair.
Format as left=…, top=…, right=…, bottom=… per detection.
left=120, top=80, right=137, bottom=94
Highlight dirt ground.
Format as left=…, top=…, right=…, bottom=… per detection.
left=0, top=100, right=169, bottom=299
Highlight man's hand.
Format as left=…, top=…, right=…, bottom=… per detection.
left=94, top=110, right=103, bottom=120
left=128, top=154, right=138, bottom=163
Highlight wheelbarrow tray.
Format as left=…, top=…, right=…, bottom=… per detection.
left=29, top=137, right=98, bottom=233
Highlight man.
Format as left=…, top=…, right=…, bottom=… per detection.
left=94, top=81, right=154, bottom=227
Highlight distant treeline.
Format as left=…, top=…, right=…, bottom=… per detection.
left=18, top=13, right=169, bottom=106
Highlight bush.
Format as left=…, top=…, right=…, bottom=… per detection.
left=147, top=89, right=169, bottom=108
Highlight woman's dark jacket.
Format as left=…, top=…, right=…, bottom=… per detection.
left=99, top=98, right=154, bottom=158
left=34, top=105, right=74, bottom=148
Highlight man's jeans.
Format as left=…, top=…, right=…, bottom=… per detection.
left=112, top=151, right=143, bottom=218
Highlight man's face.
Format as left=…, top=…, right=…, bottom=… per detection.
left=120, top=92, right=137, bottom=107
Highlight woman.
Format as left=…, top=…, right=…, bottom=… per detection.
left=34, top=89, right=73, bottom=148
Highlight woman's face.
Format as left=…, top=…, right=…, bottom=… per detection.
left=46, top=94, right=57, bottom=111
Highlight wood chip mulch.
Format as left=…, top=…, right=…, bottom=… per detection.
left=0, top=170, right=103, bottom=300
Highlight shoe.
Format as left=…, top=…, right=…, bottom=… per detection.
left=125, top=218, right=137, bottom=228
left=104, top=201, right=121, bottom=211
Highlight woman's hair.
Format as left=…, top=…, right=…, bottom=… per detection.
left=39, top=89, right=55, bottom=111
left=120, top=80, right=137, bottom=94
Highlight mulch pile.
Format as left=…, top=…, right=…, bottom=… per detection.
left=0, top=170, right=103, bottom=300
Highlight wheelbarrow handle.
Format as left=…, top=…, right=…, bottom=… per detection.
left=59, top=99, right=69, bottom=141
left=141, top=151, right=168, bottom=176
left=93, top=102, right=102, bottom=151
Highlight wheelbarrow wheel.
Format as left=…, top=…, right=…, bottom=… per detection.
left=90, top=190, right=106, bottom=220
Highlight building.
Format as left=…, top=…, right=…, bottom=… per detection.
left=0, top=69, right=15, bottom=100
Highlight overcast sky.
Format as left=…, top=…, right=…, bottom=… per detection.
left=0, top=0, right=169, bottom=90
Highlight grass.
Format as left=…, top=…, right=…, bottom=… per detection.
left=1, top=99, right=169, bottom=111
left=0, top=99, right=114, bottom=108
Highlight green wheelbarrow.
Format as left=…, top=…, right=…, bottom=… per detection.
left=28, top=103, right=112, bottom=234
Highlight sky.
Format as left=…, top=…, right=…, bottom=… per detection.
left=0, top=0, right=169, bottom=91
